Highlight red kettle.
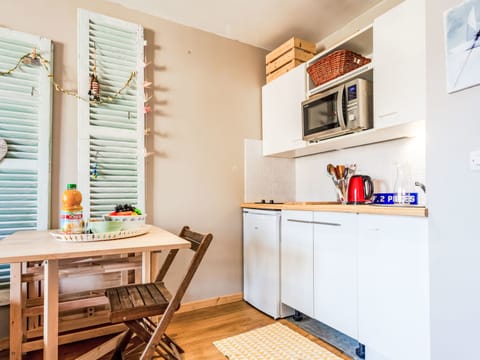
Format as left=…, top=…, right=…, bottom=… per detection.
left=348, top=175, right=374, bottom=204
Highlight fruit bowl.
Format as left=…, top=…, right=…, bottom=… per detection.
left=87, top=220, right=123, bottom=233
left=103, top=214, right=147, bottom=230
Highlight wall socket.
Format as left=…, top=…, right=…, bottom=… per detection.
left=470, top=150, right=480, bottom=171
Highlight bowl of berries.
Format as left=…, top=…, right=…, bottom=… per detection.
left=104, top=204, right=146, bottom=230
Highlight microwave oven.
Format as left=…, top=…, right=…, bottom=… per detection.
left=302, top=78, right=373, bottom=142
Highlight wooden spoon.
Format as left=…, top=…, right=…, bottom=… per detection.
left=335, top=165, right=345, bottom=180
left=327, top=164, right=336, bottom=177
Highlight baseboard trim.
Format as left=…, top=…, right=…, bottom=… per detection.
left=177, top=292, right=243, bottom=314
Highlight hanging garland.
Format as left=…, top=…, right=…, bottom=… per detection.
left=0, top=48, right=136, bottom=105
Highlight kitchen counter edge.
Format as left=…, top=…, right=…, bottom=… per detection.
left=241, top=203, right=428, bottom=217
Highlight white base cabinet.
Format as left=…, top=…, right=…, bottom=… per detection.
left=313, top=212, right=358, bottom=339
left=280, top=210, right=430, bottom=360
left=281, top=211, right=314, bottom=317
left=281, top=211, right=358, bottom=336
left=358, top=214, right=430, bottom=360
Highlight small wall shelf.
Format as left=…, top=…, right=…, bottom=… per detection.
left=306, top=25, right=374, bottom=97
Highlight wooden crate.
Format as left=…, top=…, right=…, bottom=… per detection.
left=266, top=37, right=316, bottom=83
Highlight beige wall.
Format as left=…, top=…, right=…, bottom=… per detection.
left=1, top=0, right=265, bottom=301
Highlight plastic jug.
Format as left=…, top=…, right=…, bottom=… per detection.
left=60, top=184, right=84, bottom=233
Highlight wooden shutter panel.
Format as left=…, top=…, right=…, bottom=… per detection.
left=77, top=10, right=145, bottom=219
left=0, top=28, right=53, bottom=290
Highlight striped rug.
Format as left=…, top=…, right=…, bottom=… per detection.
left=213, top=322, right=343, bottom=360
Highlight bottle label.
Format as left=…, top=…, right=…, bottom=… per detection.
left=60, top=210, right=84, bottom=234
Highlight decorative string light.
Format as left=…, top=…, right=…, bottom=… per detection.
left=0, top=49, right=136, bottom=105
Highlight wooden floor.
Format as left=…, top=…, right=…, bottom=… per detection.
left=1, top=301, right=351, bottom=359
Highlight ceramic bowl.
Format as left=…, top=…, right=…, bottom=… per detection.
left=88, top=220, right=123, bottom=233
left=103, top=214, right=146, bottom=230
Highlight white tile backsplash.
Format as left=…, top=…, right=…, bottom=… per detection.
left=245, top=136, right=426, bottom=205
left=244, top=139, right=295, bottom=202
left=295, top=136, right=426, bottom=203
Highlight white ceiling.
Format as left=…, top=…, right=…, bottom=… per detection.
left=104, top=0, right=384, bottom=50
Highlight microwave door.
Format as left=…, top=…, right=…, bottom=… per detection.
left=303, top=86, right=343, bottom=139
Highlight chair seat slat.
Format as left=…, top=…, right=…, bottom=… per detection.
left=106, top=288, right=122, bottom=312
left=145, top=283, right=166, bottom=303
left=127, top=285, right=145, bottom=307
left=137, top=284, right=157, bottom=306
left=117, top=286, right=133, bottom=310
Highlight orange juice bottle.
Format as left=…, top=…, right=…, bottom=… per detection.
left=60, top=184, right=84, bottom=234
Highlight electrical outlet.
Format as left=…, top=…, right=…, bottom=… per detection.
left=470, top=150, right=480, bottom=171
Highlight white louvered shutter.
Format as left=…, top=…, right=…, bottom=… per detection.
left=77, top=10, right=145, bottom=219
left=0, top=28, right=53, bottom=290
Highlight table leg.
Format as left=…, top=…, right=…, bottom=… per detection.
left=142, top=251, right=151, bottom=283
left=9, top=263, right=22, bottom=360
left=43, top=259, right=59, bottom=360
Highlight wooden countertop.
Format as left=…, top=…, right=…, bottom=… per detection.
left=241, top=202, right=428, bottom=217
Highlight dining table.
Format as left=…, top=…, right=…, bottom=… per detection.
left=0, top=225, right=191, bottom=360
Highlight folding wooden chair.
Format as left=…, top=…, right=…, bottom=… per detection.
left=104, top=226, right=213, bottom=359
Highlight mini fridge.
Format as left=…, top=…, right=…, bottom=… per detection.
left=242, top=208, right=292, bottom=319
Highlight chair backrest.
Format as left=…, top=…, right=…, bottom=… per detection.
left=154, top=225, right=211, bottom=283
left=160, top=226, right=213, bottom=303
left=142, top=226, right=213, bottom=358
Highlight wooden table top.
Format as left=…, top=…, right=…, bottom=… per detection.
left=0, top=225, right=191, bottom=263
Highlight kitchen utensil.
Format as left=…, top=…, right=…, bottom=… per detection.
left=327, top=164, right=336, bottom=179
left=335, top=165, right=345, bottom=180
left=333, top=165, right=348, bottom=200
left=347, top=175, right=374, bottom=204
left=327, top=163, right=344, bottom=202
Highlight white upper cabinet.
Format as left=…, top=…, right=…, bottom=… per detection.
left=262, top=64, right=307, bottom=156
left=373, top=0, right=426, bottom=128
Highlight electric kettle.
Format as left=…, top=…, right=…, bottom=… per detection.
left=347, top=175, right=374, bottom=204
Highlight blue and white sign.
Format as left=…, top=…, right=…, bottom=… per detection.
left=372, top=192, right=419, bottom=205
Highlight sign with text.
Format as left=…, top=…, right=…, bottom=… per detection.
left=372, top=192, right=418, bottom=205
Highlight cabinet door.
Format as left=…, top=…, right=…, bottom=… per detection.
left=358, top=214, right=429, bottom=360
left=243, top=210, right=281, bottom=318
left=313, top=212, right=358, bottom=339
left=373, top=0, right=426, bottom=128
left=262, top=64, right=307, bottom=156
left=281, top=210, right=314, bottom=317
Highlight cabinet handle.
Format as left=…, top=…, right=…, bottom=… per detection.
left=313, top=221, right=341, bottom=227
left=378, top=111, right=398, bottom=118
left=287, top=219, right=341, bottom=226
left=287, top=219, right=313, bottom=224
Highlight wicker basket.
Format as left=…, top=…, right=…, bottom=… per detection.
left=307, top=49, right=371, bottom=87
